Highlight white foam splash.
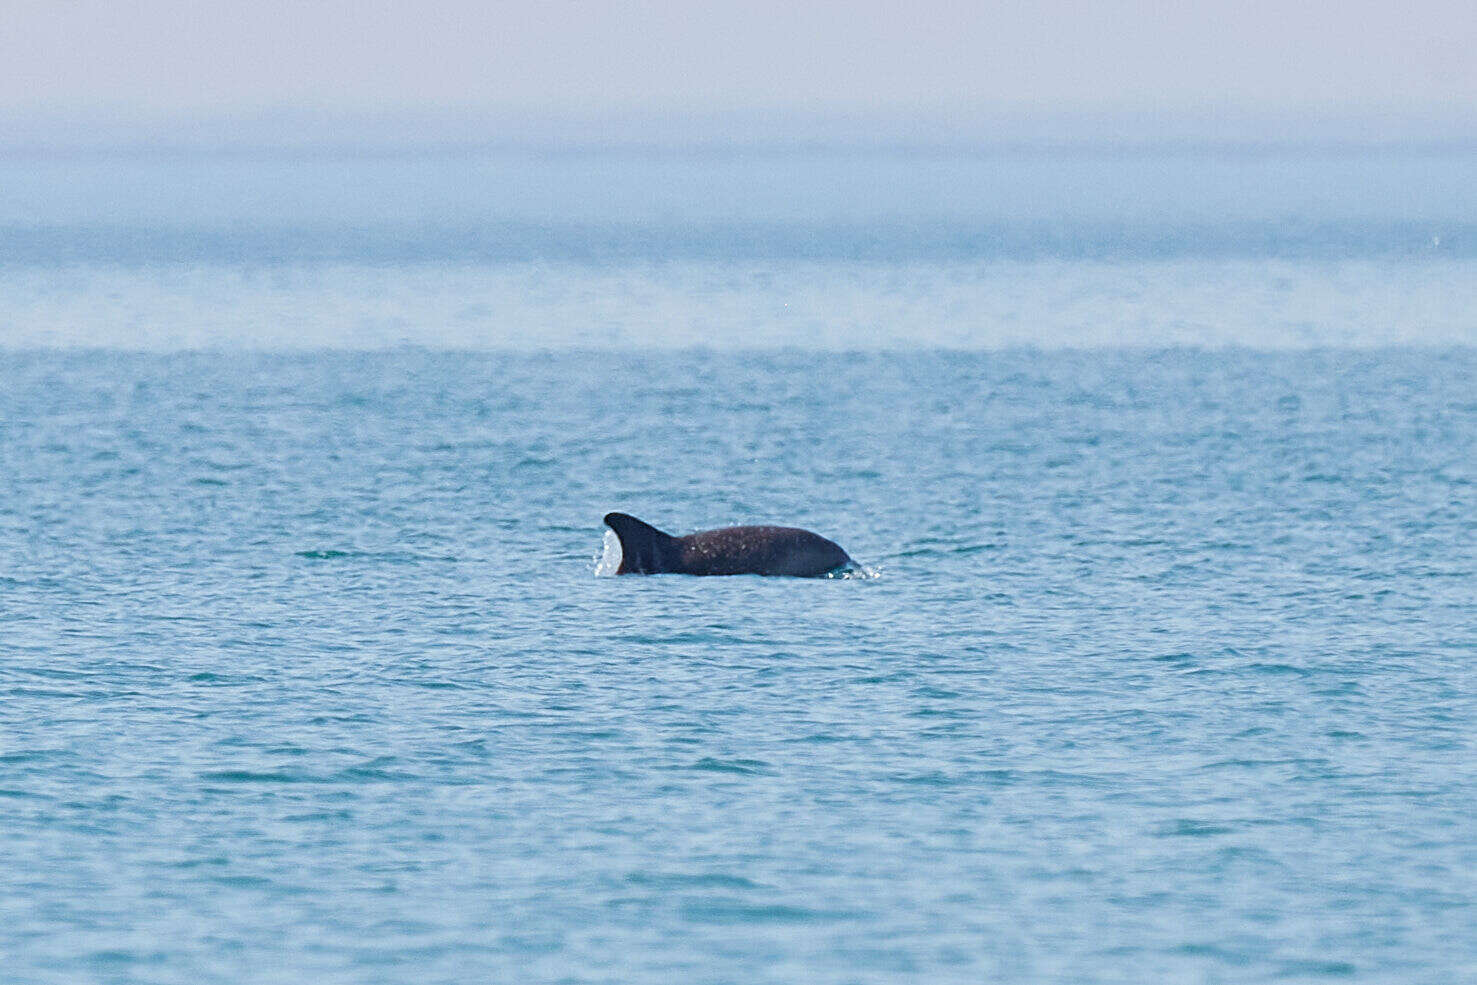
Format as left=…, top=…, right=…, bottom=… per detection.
left=826, top=561, right=881, bottom=580
left=593, top=528, right=623, bottom=577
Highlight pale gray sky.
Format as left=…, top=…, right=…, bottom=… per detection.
left=6, top=0, right=1475, bottom=110
left=2, top=0, right=1474, bottom=145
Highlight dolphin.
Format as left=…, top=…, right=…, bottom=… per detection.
left=603, top=512, right=856, bottom=577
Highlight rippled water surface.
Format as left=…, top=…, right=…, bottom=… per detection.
left=2, top=347, right=1474, bottom=983
left=3, top=145, right=1477, bottom=982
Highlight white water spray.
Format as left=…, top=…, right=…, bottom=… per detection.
left=593, top=528, right=623, bottom=576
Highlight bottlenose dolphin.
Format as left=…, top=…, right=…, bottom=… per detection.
left=603, top=512, right=855, bottom=577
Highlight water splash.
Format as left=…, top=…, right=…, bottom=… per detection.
left=593, top=528, right=623, bottom=577
left=827, top=562, right=881, bottom=580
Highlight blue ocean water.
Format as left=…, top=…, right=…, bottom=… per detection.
left=2, top=149, right=1476, bottom=983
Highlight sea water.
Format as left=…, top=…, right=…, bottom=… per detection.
left=1, top=148, right=1475, bottom=983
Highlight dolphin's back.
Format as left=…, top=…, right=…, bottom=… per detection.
left=603, top=513, right=853, bottom=577
left=677, top=525, right=851, bottom=577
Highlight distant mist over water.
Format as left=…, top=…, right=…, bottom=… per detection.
left=1, top=140, right=1473, bottom=350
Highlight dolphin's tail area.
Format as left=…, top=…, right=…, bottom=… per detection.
left=603, top=513, right=679, bottom=574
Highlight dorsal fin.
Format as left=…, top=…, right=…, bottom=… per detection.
left=603, top=513, right=680, bottom=574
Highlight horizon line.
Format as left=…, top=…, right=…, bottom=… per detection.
left=4, top=103, right=1476, bottom=156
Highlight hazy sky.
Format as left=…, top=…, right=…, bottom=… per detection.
left=4, top=0, right=1473, bottom=115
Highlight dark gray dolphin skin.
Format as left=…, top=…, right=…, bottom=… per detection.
left=604, top=512, right=855, bottom=577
